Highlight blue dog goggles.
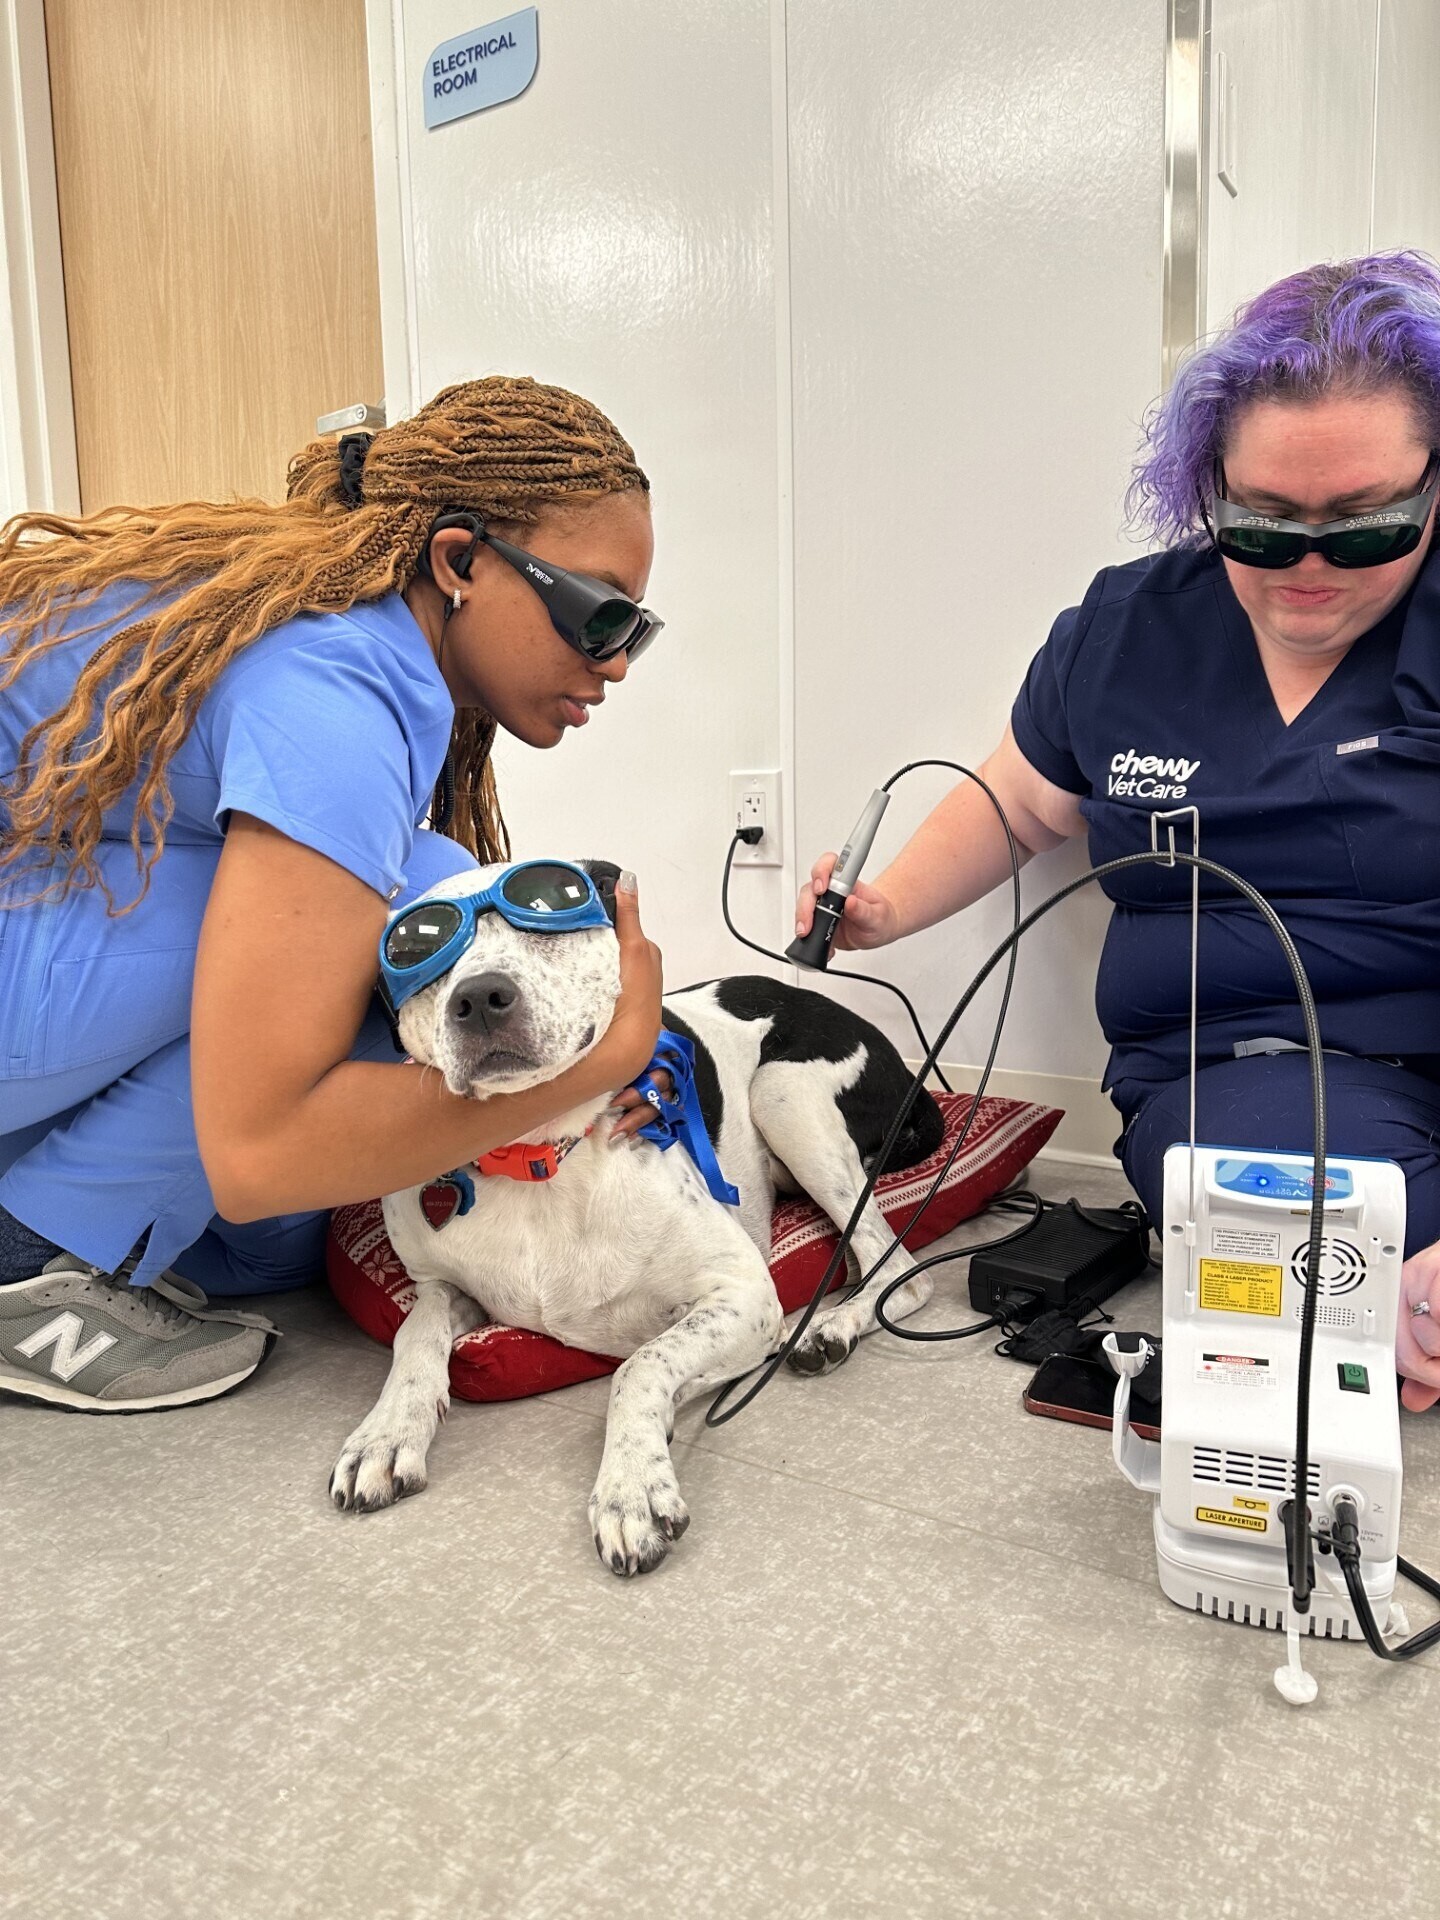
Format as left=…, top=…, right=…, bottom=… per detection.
left=377, top=860, right=613, bottom=1023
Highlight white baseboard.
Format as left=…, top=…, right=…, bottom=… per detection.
left=908, top=1060, right=1121, bottom=1167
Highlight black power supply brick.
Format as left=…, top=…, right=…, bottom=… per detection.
left=968, top=1199, right=1151, bottom=1321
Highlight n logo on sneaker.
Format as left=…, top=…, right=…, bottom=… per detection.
left=16, top=1311, right=117, bottom=1382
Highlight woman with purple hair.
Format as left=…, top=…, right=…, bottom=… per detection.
left=796, top=250, right=1440, bottom=1412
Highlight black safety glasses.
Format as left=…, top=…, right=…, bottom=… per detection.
left=481, top=531, right=662, bottom=661
left=421, top=510, right=662, bottom=662
left=1208, top=454, right=1439, bottom=571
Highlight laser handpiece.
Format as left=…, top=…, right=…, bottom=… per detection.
left=785, top=788, right=891, bottom=970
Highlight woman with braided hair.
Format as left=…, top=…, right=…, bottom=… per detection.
left=0, top=375, right=665, bottom=1412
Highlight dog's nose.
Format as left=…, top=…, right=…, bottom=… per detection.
left=447, top=971, right=521, bottom=1034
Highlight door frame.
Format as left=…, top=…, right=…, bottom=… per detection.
left=1162, top=0, right=1210, bottom=392
left=0, top=0, right=79, bottom=514
left=0, top=0, right=412, bottom=520
left=364, top=0, right=418, bottom=422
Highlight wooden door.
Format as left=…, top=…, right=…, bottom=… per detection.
left=45, top=0, right=384, bottom=509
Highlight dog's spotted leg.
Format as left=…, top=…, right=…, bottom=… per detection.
left=785, top=1261, right=934, bottom=1375
left=330, top=1280, right=486, bottom=1514
left=748, top=1060, right=932, bottom=1375
left=589, top=1274, right=782, bottom=1577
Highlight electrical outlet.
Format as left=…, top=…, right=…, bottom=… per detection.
left=729, top=769, right=783, bottom=867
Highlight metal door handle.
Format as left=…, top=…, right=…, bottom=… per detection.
left=316, top=401, right=387, bottom=435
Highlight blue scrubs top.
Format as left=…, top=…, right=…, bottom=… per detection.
left=1011, top=543, right=1440, bottom=1114
left=1, top=583, right=455, bottom=1082
left=1, top=581, right=454, bottom=900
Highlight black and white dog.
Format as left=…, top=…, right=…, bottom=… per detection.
left=330, top=862, right=944, bottom=1575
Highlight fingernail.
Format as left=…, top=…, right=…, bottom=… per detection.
left=609, top=1130, right=627, bottom=1147
left=618, top=869, right=637, bottom=894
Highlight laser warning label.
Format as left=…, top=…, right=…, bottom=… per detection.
left=1195, top=1507, right=1268, bottom=1533
left=1196, top=1351, right=1278, bottom=1388
left=1198, top=1259, right=1283, bottom=1317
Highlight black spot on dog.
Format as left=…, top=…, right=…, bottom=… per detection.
left=711, top=976, right=944, bottom=1171
left=575, top=858, right=623, bottom=925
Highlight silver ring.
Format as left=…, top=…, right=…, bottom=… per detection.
left=1413, top=1301, right=1433, bottom=1318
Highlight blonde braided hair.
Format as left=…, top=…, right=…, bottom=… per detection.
left=0, top=375, right=649, bottom=909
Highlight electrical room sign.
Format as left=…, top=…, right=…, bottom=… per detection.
left=424, top=8, right=539, bottom=128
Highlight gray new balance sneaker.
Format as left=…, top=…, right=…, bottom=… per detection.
left=0, top=1257, right=277, bottom=1412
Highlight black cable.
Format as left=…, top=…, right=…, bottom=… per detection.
left=791, top=761, right=1027, bottom=1259
left=861, top=844, right=1327, bottom=1614
left=721, top=770, right=1440, bottom=1639
left=722, top=759, right=1025, bottom=1094
left=720, top=835, right=956, bottom=1093
left=709, top=806, right=1024, bottom=1416
left=707, top=759, right=1027, bottom=1408
left=1068, top=1196, right=1151, bottom=1243
left=873, top=1193, right=1150, bottom=1343
left=708, top=847, right=1328, bottom=1494
left=1330, top=1499, right=1440, bottom=1661
left=872, top=1188, right=1045, bottom=1340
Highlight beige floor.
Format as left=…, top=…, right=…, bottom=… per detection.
left=4, top=1153, right=1438, bottom=1920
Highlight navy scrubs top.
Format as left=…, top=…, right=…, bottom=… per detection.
left=1011, top=543, right=1440, bottom=1115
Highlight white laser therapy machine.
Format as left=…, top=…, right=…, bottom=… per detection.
left=731, top=776, right=1440, bottom=1700
left=1105, top=810, right=1413, bottom=1704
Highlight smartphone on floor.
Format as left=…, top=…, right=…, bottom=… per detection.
left=1023, top=1353, right=1160, bottom=1440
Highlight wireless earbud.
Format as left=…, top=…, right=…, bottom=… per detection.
left=420, top=509, right=484, bottom=583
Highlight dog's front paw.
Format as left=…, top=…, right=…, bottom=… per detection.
left=329, top=1415, right=433, bottom=1514
left=786, top=1307, right=861, bottom=1376
left=588, top=1458, right=690, bottom=1577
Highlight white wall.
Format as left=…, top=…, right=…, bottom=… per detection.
left=0, top=0, right=1432, bottom=1163
left=787, top=0, right=1166, bottom=1124
left=1204, top=0, right=1377, bottom=333
left=1374, top=0, right=1440, bottom=260
left=381, top=0, right=1172, bottom=1152
left=10, top=1, right=1431, bottom=1156
left=1204, top=0, right=1440, bottom=336
left=390, top=0, right=791, bottom=995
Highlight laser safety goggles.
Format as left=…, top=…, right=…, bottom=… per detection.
left=1207, top=453, right=1440, bottom=570
left=422, top=510, right=663, bottom=662
left=377, top=860, right=613, bottom=1020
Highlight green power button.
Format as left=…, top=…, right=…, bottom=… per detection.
left=1338, top=1363, right=1370, bottom=1393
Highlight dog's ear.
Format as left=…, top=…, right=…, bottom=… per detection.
left=575, top=859, right=622, bottom=926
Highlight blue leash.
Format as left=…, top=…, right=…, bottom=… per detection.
left=630, top=1028, right=740, bottom=1206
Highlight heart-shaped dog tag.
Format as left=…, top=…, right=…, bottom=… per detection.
left=420, top=1180, right=461, bottom=1230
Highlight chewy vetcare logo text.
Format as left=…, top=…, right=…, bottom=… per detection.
left=1108, top=747, right=1200, bottom=800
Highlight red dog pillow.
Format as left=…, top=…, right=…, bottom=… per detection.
left=327, top=1090, right=1062, bottom=1400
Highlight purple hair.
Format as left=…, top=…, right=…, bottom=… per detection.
left=1128, top=250, right=1440, bottom=546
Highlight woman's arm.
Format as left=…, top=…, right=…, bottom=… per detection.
left=794, top=725, right=1087, bottom=951
left=192, top=815, right=663, bottom=1222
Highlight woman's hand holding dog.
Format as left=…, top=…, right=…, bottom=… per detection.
left=594, top=870, right=664, bottom=1093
